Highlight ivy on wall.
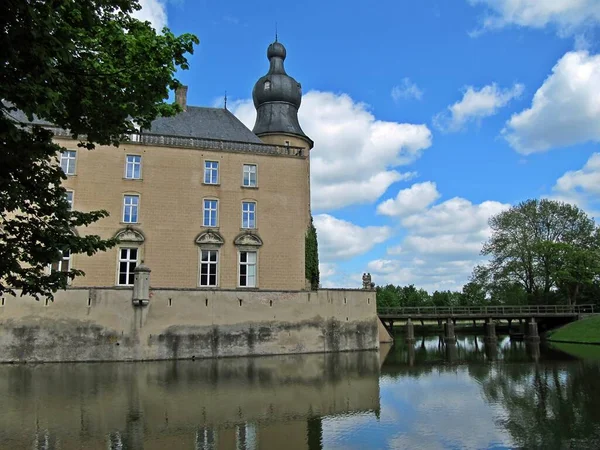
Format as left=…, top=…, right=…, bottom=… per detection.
left=305, top=216, right=320, bottom=290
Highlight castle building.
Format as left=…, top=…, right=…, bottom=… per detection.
left=54, top=40, right=314, bottom=291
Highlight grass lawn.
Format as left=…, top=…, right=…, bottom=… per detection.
left=547, top=315, right=600, bottom=344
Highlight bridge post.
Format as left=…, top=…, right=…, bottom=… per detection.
left=444, top=318, right=456, bottom=343
left=484, top=340, right=498, bottom=361
left=405, top=318, right=415, bottom=342
left=484, top=318, right=497, bottom=342
left=527, top=318, right=540, bottom=342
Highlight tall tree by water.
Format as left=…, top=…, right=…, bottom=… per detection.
left=0, top=0, right=198, bottom=298
left=475, top=199, right=600, bottom=304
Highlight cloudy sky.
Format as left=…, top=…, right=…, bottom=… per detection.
left=138, top=0, right=600, bottom=291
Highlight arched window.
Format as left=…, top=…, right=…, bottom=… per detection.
left=264, top=80, right=271, bottom=90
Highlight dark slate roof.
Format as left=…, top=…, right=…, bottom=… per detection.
left=144, top=107, right=263, bottom=144
left=5, top=105, right=53, bottom=126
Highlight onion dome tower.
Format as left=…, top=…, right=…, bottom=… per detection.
left=252, top=40, right=313, bottom=149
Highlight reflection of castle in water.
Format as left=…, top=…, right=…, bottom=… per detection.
left=1, top=352, right=381, bottom=450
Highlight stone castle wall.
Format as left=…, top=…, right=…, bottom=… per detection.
left=0, top=288, right=378, bottom=362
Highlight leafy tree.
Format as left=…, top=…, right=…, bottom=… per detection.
left=479, top=199, right=599, bottom=304
left=305, top=216, right=320, bottom=290
left=1, top=0, right=198, bottom=298
left=548, top=240, right=600, bottom=305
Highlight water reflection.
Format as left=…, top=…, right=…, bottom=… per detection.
left=0, top=352, right=379, bottom=450
left=2, top=337, right=600, bottom=449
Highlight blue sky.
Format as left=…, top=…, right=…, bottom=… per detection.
left=138, top=0, right=600, bottom=291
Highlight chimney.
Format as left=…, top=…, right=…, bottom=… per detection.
left=175, top=85, right=188, bottom=111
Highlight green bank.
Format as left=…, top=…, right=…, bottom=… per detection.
left=548, top=315, right=600, bottom=345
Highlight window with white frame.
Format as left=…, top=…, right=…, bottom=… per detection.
left=51, top=250, right=71, bottom=273
left=242, top=202, right=256, bottom=229
left=239, top=251, right=257, bottom=287
left=125, top=155, right=141, bottom=179
left=204, top=161, right=219, bottom=184
left=65, top=191, right=74, bottom=210
left=203, top=199, right=218, bottom=227
left=60, top=150, right=76, bottom=175
left=199, top=250, right=218, bottom=287
left=243, top=164, right=257, bottom=187
left=118, top=248, right=138, bottom=285
left=123, top=195, right=139, bottom=223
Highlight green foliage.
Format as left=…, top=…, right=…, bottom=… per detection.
left=376, top=284, right=472, bottom=312
left=305, top=216, right=320, bottom=290
left=0, top=0, right=198, bottom=299
left=477, top=199, right=600, bottom=305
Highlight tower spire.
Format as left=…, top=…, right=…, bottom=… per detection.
left=251, top=40, right=313, bottom=149
left=275, top=23, right=278, bottom=42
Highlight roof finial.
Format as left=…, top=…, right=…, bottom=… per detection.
left=224, top=91, right=228, bottom=110
left=275, top=23, right=278, bottom=42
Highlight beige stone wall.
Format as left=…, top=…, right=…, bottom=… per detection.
left=0, top=288, right=378, bottom=362
left=55, top=137, right=311, bottom=290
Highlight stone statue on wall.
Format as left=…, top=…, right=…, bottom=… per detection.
left=362, top=273, right=373, bottom=289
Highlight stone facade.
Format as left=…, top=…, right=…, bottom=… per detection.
left=58, top=135, right=311, bottom=290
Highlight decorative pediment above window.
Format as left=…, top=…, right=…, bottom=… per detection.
left=115, top=228, right=145, bottom=243
left=195, top=230, right=224, bottom=246
left=234, top=232, right=263, bottom=247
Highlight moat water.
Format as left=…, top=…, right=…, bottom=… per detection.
left=1, top=335, right=600, bottom=449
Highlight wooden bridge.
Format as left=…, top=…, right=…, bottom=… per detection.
left=378, top=304, right=596, bottom=342
left=378, top=304, right=595, bottom=321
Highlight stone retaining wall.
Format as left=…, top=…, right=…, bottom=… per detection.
left=0, top=288, right=378, bottom=362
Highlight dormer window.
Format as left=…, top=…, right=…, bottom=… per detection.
left=264, top=80, right=271, bottom=90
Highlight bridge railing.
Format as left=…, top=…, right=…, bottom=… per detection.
left=378, top=304, right=596, bottom=316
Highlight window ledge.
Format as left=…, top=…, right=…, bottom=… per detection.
left=120, top=222, right=141, bottom=225
left=202, top=182, right=221, bottom=186
left=123, top=177, right=143, bottom=181
left=240, top=227, right=258, bottom=232
left=241, top=185, right=258, bottom=189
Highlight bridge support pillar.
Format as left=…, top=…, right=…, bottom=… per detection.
left=518, top=320, right=526, bottom=336
left=527, top=318, right=540, bottom=342
left=444, top=318, right=456, bottom=343
left=485, top=319, right=497, bottom=342
left=484, top=341, right=498, bottom=361
left=405, top=319, right=415, bottom=342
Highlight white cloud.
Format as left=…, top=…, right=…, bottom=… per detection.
left=391, top=78, right=424, bottom=101
left=551, top=152, right=600, bottom=217
left=367, top=259, right=401, bottom=274
left=313, top=214, right=392, bottom=261
left=231, top=91, right=432, bottom=210
left=132, top=0, right=168, bottom=30
left=376, top=182, right=440, bottom=217
left=468, top=0, right=600, bottom=36
left=319, top=262, right=337, bottom=279
left=367, top=188, right=511, bottom=291
left=399, top=197, right=509, bottom=236
left=503, top=51, right=600, bottom=154
left=434, top=83, right=524, bottom=132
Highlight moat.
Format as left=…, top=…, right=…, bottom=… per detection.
left=1, top=336, right=600, bottom=449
